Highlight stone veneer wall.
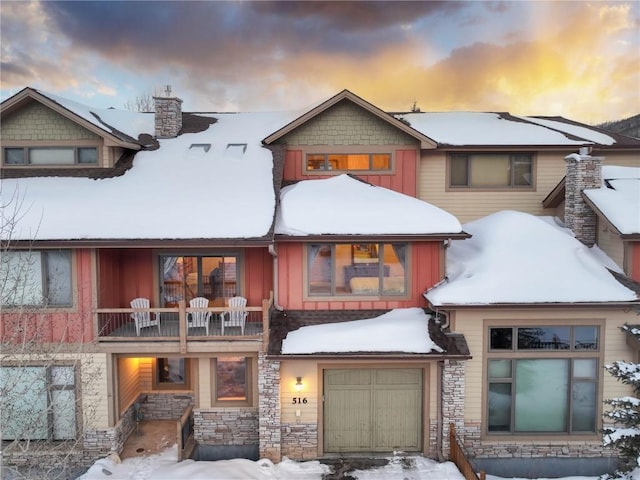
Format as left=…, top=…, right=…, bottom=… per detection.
left=281, top=423, right=318, bottom=460
left=138, top=392, right=194, bottom=420
left=460, top=421, right=619, bottom=460
left=564, top=153, right=603, bottom=246
left=258, top=353, right=282, bottom=462
left=154, top=96, right=183, bottom=138
left=441, top=359, right=465, bottom=457
left=194, top=408, right=259, bottom=445
left=1, top=399, right=138, bottom=474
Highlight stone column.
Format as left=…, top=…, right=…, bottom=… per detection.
left=564, top=152, right=603, bottom=246
left=258, top=353, right=281, bottom=462
left=441, top=359, right=465, bottom=457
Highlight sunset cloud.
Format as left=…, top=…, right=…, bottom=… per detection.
left=0, top=1, right=637, bottom=124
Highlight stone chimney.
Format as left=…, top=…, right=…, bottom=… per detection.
left=154, top=85, right=183, bottom=138
left=564, top=148, right=603, bottom=246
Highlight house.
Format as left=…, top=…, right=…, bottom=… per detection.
left=423, top=208, right=640, bottom=477
left=1, top=86, right=639, bottom=476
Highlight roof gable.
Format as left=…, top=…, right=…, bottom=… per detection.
left=263, top=89, right=436, bottom=149
left=1, top=87, right=143, bottom=149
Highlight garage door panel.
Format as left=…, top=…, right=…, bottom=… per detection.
left=324, top=388, right=371, bottom=451
left=374, top=389, right=421, bottom=450
left=324, top=368, right=423, bottom=453
left=375, top=368, right=422, bottom=386
left=325, top=369, right=372, bottom=386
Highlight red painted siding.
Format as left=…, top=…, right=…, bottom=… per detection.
left=276, top=241, right=443, bottom=311
left=244, top=248, right=274, bottom=305
left=283, top=149, right=418, bottom=196
left=1, top=249, right=95, bottom=344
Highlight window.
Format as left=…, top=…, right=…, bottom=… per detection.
left=307, top=243, right=407, bottom=297
left=487, top=325, right=599, bottom=435
left=3, top=147, right=98, bottom=165
left=1, top=250, right=72, bottom=307
left=160, top=255, right=239, bottom=307
left=450, top=153, right=533, bottom=188
left=213, top=356, right=251, bottom=405
left=0, top=365, right=77, bottom=440
left=306, top=153, right=391, bottom=171
left=153, top=358, right=190, bottom=390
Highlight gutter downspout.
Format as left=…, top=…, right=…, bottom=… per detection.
left=268, top=243, right=284, bottom=311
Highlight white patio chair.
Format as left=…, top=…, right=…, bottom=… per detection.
left=187, top=297, right=212, bottom=335
left=220, top=296, right=248, bottom=335
left=130, top=297, right=161, bottom=336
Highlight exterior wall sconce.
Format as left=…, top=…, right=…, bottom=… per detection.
left=295, top=376, right=303, bottom=392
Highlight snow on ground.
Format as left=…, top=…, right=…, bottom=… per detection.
left=76, top=445, right=639, bottom=480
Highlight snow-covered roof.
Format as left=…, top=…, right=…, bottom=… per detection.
left=396, top=112, right=610, bottom=147
left=584, top=165, right=640, bottom=235
left=36, top=89, right=154, bottom=142
left=425, top=210, right=638, bottom=306
left=275, top=174, right=463, bottom=236
left=3, top=111, right=292, bottom=241
left=281, top=308, right=444, bottom=354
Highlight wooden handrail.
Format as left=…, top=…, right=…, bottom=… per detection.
left=177, top=405, right=195, bottom=462
left=449, top=423, right=485, bottom=480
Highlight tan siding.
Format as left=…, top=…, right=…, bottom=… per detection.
left=1, top=102, right=101, bottom=141
left=117, top=357, right=141, bottom=415
left=597, top=222, right=625, bottom=270
left=452, top=308, right=637, bottom=431
left=420, top=150, right=640, bottom=223
left=280, top=101, right=417, bottom=146
left=198, top=358, right=212, bottom=408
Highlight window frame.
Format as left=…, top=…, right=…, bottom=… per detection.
left=448, top=152, right=535, bottom=190
left=3, top=146, right=100, bottom=166
left=158, top=253, right=242, bottom=307
left=484, top=322, right=603, bottom=438
left=1, top=250, right=73, bottom=308
left=305, top=242, right=409, bottom=299
left=0, top=364, right=79, bottom=441
left=152, top=357, right=191, bottom=391
left=305, top=153, right=392, bottom=172
left=211, top=355, right=255, bottom=407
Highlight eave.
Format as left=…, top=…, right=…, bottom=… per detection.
left=262, top=89, right=437, bottom=149
left=274, top=232, right=471, bottom=242
left=7, top=237, right=275, bottom=249
left=425, top=300, right=639, bottom=310
left=267, top=352, right=472, bottom=361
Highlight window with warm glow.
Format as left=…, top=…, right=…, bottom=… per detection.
left=215, top=356, right=249, bottom=402
left=306, top=153, right=391, bottom=171
left=308, top=243, right=407, bottom=297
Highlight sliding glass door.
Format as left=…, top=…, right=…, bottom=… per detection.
left=160, top=255, right=238, bottom=307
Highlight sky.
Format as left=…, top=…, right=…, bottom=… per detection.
left=1, top=1, right=639, bottom=125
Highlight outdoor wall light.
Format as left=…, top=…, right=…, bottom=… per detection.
left=295, top=376, right=304, bottom=392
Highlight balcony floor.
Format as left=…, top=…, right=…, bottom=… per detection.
left=103, top=313, right=263, bottom=338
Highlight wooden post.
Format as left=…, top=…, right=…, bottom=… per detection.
left=178, top=300, right=186, bottom=354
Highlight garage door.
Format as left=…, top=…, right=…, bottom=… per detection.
left=323, top=368, right=423, bottom=453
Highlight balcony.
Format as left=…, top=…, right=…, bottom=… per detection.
left=95, top=296, right=272, bottom=347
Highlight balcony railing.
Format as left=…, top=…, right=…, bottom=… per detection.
left=95, top=296, right=272, bottom=346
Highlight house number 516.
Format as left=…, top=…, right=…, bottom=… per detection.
left=292, top=397, right=308, bottom=404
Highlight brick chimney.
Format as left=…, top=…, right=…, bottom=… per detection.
left=154, top=85, right=182, bottom=138
left=564, top=148, right=603, bottom=246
